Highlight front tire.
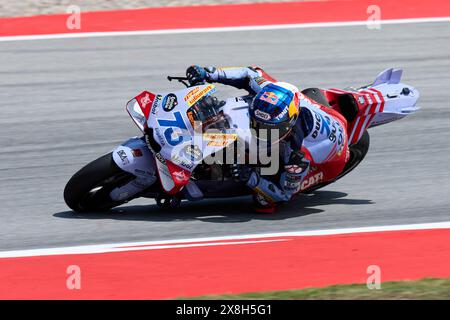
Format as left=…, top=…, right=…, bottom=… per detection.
left=64, top=153, right=135, bottom=212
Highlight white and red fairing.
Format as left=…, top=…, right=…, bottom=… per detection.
left=126, top=90, right=191, bottom=195
left=122, top=68, right=419, bottom=196
left=126, top=85, right=236, bottom=196
left=265, top=67, right=420, bottom=192
left=323, top=68, right=420, bottom=146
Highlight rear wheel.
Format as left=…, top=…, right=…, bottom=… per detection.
left=304, top=130, right=370, bottom=193
left=63, top=153, right=135, bottom=212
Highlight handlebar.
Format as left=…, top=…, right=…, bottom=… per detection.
left=167, top=75, right=190, bottom=87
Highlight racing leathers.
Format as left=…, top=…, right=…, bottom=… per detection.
left=188, top=66, right=312, bottom=211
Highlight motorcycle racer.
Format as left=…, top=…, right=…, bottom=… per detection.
left=65, top=67, right=418, bottom=214
left=186, top=65, right=323, bottom=213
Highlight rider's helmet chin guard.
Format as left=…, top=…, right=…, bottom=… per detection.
left=249, top=82, right=300, bottom=145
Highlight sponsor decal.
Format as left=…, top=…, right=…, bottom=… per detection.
left=162, top=93, right=178, bottom=112
left=300, top=172, right=324, bottom=191
left=140, top=93, right=153, bottom=108
left=254, top=188, right=275, bottom=205
left=135, top=91, right=156, bottom=118
left=184, top=84, right=216, bottom=107
left=117, top=150, right=129, bottom=165
left=254, top=76, right=267, bottom=85
left=151, top=95, right=162, bottom=115
left=259, top=91, right=279, bottom=105
left=284, top=174, right=301, bottom=191
left=285, top=164, right=303, bottom=175
left=311, top=111, right=322, bottom=139
left=326, top=115, right=337, bottom=143
left=186, top=110, right=200, bottom=130
left=182, top=144, right=203, bottom=162
left=275, top=106, right=288, bottom=120
left=285, top=172, right=302, bottom=182
left=171, top=155, right=194, bottom=170
left=171, top=169, right=190, bottom=184
left=184, top=87, right=200, bottom=101
left=255, top=193, right=270, bottom=206
left=207, top=140, right=230, bottom=147
left=131, top=149, right=143, bottom=157
left=285, top=182, right=299, bottom=192
left=155, top=152, right=166, bottom=164
left=203, top=133, right=237, bottom=147
left=154, top=128, right=166, bottom=147
left=311, top=111, right=343, bottom=144
left=254, top=109, right=271, bottom=121
left=284, top=168, right=303, bottom=192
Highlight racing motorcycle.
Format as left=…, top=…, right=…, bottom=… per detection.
left=64, top=68, right=420, bottom=212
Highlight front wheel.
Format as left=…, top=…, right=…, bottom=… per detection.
left=63, top=153, right=135, bottom=212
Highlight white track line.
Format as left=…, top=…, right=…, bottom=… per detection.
left=0, top=221, right=449, bottom=258
left=1, top=17, right=450, bottom=42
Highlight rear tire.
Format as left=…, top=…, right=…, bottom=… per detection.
left=338, top=130, right=370, bottom=179
left=63, top=153, right=135, bottom=212
left=304, top=130, right=370, bottom=193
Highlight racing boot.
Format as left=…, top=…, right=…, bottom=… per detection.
left=252, top=192, right=277, bottom=214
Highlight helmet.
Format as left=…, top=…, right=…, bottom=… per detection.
left=249, top=82, right=300, bottom=143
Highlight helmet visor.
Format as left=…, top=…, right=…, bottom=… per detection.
left=250, top=118, right=293, bottom=144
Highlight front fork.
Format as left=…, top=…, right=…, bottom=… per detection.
left=110, top=137, right=158, bottom=201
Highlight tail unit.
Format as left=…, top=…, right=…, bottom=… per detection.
left=322, top=68, right=420, bottom=145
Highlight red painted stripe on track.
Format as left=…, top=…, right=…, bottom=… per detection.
left=1, top=0, right=450, bottom=37
left=0, top=229, right=449, bottom=299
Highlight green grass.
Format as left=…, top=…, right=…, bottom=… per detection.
left=181, top=278, right=450, bottom=300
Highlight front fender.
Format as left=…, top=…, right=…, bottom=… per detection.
left=112, top=137, right=157, bottom=183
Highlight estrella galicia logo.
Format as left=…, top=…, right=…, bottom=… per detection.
left=182, top=144, right=202, bottom=162
left=162, top=93, right=178, bottom=112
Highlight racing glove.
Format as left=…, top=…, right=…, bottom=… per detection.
left=186, top=65, right=208, bottom=86
left=282, top=151, right=310, bottom=193
left=285, top=151, right=309, bottom=175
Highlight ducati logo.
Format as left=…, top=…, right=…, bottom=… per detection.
left=300, top=172, right=324, bottom=191
left=140, top=93, right=152, bottom=107
left=172, top=170, right=189, bottom=183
